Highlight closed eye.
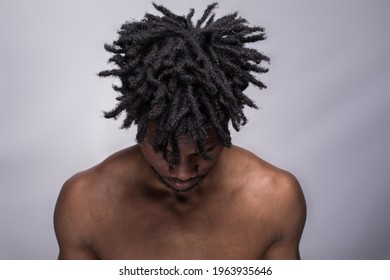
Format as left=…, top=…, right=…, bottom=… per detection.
left=206, top=145, right=217, bottom=152
left=196, top=144, right=218, bottom=155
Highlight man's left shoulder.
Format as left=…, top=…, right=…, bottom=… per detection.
left=257, top=160, right=305, bottom=232
left=229, top=147, right=306, bottom=258
left=236, top=148, right=306, bottom=217
left=263, top=165, right=304, bottom=205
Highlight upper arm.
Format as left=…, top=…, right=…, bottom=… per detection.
left=54, top=173, right=100, bottom=260
left=263, top=172, right=306, bottom=260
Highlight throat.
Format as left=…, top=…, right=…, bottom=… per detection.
left=167, top=188, right=206, bottom=214
left=174, top=193, right=191, bottom=203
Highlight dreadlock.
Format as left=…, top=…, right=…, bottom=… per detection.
left=98, top=2, right=269, bottom=165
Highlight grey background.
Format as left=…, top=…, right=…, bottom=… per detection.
left=1, top=0, right=389, bottom=259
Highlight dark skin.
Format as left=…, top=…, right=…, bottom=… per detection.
left=54, top=125, right=306, bottom=260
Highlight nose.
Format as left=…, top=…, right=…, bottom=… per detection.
left=169, top=159, right=198, bottom=180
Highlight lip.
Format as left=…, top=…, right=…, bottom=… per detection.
left=163, top=177, right=200, bottom=191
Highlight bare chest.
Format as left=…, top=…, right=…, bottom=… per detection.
left=91, top=200, right=274, bottom=259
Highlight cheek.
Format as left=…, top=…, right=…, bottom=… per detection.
left=148, top=154, right=169, bottom=172
left=140, top=145, right=169, bottom=172
left=153, top=157, right=170, bottom=173
left=197, top=161, right=214, bottom=173
left=198, top=149, right=224, bottom=171
left=208, top=147, right=224, bottom=162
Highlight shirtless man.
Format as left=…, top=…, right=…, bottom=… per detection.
left=54, top=3, right=306, bottom=260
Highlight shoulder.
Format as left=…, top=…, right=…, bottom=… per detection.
left=55, top=145, right=144, bottom=219
left=54, top=146, right=142, bottom=258
left=53, top=169, right=100, bottom=259
left=230, top=145, right=304, bottom=201
left=54, top=168, right=102, bottom=241
left=229, top=146, right=306, bottom=236
left=228, top=146, right=306, bottom=259
left=55, top=169, right=98, bottom=215
left=55, top=145, right=142, bottom=214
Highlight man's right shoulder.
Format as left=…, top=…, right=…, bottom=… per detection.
left=54, top=169, right=101, bottom=259
left=56, top=145, right=143, bottom=213
left=58, top=170, right=97, bottom=204
left=59, top=148, right=132, bottom=198
left=54, top=146, right=142, bottom=259
left=54, top=169, right=99, bottom=230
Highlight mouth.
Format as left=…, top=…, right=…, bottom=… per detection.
left=147, top=164, right=207, bottom=192
left=162, top=176, right=202, bottom=192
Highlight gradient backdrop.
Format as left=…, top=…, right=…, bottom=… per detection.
left=1, top=0, right=389, bottom=259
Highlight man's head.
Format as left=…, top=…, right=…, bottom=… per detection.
left=98, top=2, right=269, bottom=165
